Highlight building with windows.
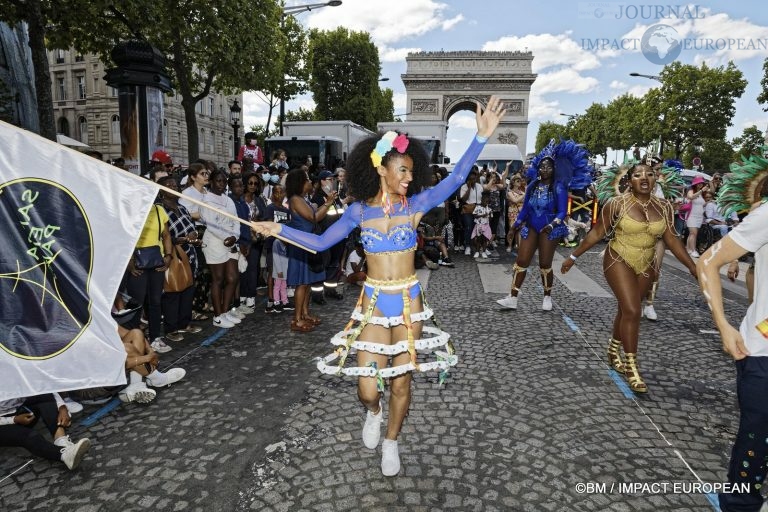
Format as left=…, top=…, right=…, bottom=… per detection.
left=47, top=48, right=242, bottom=166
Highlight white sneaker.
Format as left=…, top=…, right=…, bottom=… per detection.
left=225, top=311, right=242, bottom=324
left=146, top=368, right=186, bottom=388
left=381, top=439, right=400, bottom=476
left=473, top=251, right=479, bottom=258
left=542, top=296, right=553, bottom=311
left=245, top=297, right=256, bottom=308
left=464, top=247, right=471, bottom=256
left=150, top=337, right=172, bottom=353
left=481, top=251, right=489, bottom=259
left=60, top=438, right=91, bottom=470
left=118, top=382, right=156, bottom=404
left=63, top=397, right=83, bottom=414
left=643, top=304, right=658, bottom=321
left=213, top=315, right=235, bottom=328
left=237, top=304, right=254, bottom=315
left=496, top=295, right=518, bottom=309
left=229, top=307, right=246, bottom=320
left=362, top=401, right=383, bottom=449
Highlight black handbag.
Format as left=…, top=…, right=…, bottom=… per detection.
left=134, top=206, right=165, bottom=270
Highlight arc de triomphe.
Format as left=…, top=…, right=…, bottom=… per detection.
left=402, top=50, right=536, bottom=151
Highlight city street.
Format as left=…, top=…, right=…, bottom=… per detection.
left=0, top=242, right=751, bottom=511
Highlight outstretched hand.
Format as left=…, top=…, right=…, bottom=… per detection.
left=476, top=95, right=507, bottom=138
left=251, top=221, right=282, bottom=238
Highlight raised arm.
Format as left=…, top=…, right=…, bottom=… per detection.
left=252, top=201, right=361, bottom=252
left=412, top=96, right=507, bottom=213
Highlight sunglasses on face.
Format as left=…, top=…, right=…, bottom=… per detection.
left=248, top=181, right=258, bottom=186
left=198, top=171, right=210, bottom=177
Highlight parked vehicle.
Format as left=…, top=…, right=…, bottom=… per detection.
left=282, top=121, right=374, bottom=163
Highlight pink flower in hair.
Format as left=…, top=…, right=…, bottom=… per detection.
left=392, top=134, right=409, bottom=154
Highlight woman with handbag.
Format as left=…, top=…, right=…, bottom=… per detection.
left=158, top=176, right=201, bottom=340
left=458, top=168, right=484, bottom=255
left=126, top=203, right=174, bottom=353
left=284, top=169, right=337, bottom=332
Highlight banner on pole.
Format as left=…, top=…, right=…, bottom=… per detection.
left=0, top=121, right=159, bottom=400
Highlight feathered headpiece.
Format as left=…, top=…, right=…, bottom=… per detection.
left=526, top=138, right=593, bottom=188
left=717, top=149, right=768, bottom=218
left=596, top=157, right=684, bottom=203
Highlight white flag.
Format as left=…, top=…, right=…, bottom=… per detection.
left=0, top=121, right=160, bottom=400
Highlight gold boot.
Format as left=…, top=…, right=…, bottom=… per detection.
left=624, top=353, right=648, bottom=393
left=607, top=338, right=624, bottom=372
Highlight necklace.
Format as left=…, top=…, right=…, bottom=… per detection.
left=631, top=194, right=653, bottom=222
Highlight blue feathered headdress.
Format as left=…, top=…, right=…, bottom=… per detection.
left=526, top=138, right=594, bottom=189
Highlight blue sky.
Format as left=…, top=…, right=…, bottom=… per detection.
left=243, top=0, right=768, bottom=163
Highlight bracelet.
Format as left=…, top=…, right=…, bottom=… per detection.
left=569, top=254, right=577, bottom=261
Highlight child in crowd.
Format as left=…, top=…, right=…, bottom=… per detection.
left=262, top=185, right=291, bottom=314
left=272, top=239, right=289, bottom=313
left=472, top=192, right=493, bottom=258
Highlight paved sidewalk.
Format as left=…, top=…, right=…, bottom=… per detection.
left=0, top=243, right=751, bottom=511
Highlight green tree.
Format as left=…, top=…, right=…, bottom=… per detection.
left=308, top=28, right=392, bottom=130
left=732, top=125, right=765, bottom=160
left=41, top=0, right=285, bottom=163
left=534, top=121, right=568, bottom=152
left=570, top=103, right=608, bottom=164
left=263, top=15, right=309, bottom=132
left=699, top=138, right=735, bottom=172
left=656, top=61, right=746, bottom=159
left=757, top=57, right=768, bottom=111
left=604, top=94, right=648, bottom=153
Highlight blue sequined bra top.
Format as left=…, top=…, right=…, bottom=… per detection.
left=359, top=202, right=417, bottom=255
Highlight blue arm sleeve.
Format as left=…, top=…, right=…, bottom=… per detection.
left=411, top=135, right=487, bottom=214
left=278, top=202, right=361, bottom=252
left=555, top=183, right=568, bottom=223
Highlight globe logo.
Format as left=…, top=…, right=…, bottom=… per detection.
left=641, top=24, right=682, bottom=65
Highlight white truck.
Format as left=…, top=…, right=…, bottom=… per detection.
left=282, top=120, right=375, bottom=162
left=376, top=120, right=449, bottom=165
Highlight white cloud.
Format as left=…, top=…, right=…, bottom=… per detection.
left=527, top=90, right=560, bottom=120
left=305, top=0, right=456, bottom=45
left=609, top=80, right=627, bottom=89
left=482, top=32, right=602, bottom=72
left=380, top=46, right=421, bottom=63
left=533, top=69, right=600, bottom=95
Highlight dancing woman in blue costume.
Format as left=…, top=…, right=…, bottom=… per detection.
left=252, top=96, right=506, bottom=476
left=497, top=147, right=569, bottom=311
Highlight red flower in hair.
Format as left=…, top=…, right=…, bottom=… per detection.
left=392, top=134, right=409, bottom=154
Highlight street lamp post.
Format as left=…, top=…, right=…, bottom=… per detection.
left=279, top=1, right=343, bottom=136
left=230, top=99, right=241, bottom=159
left=559, top=112, right=579, bottom=121
left=629, top=72, right=664, bottom=155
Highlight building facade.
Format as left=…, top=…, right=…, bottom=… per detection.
left=47, top=48, right=241, bottom=166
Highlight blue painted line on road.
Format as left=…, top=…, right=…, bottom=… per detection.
left=608, top=369, right=635, bottom=400
left=705, top=492, right=720, bottom=511
left=201, top=328, right=228, bottom=347
left=79, top=397, right=122, bottom=427
left=562, top=314, right=580, bottom=333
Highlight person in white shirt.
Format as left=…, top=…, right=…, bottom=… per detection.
left=703, top=190, right=738, bottom=238
left=698, top=176, right=768, bottom=511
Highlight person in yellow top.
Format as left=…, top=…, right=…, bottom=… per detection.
left=561, top=160, right=696, bottom=393
left=126, top=203, right=173, bottom=353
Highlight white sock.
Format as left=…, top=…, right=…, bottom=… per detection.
left=129, top=371, right=143, bottom=385
left=54, top=436, right=69, bottom=447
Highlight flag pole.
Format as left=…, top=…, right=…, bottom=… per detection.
left=100, top=163, right=316, bottom=254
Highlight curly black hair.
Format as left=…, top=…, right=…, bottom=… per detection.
left=345, top=131, right=432, bottom=201
left=285, top=168, right=309, bottom=199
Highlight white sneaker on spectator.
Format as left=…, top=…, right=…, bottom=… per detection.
left=246, top=297, right=256, bottom=308
left=362, top=401, right=383, bottom=449
left=473, top=251, right=480, bottom=258
left=150, top=337, right=172, bottom=353
left=165, top=331, right=184, bottom=342
left=213, top=315, right=235, bottom=328
left=146, top=368, right=186, bottom=388
left=225, top=311, right=242, bottom=324
left=496, top=295, right=518, bottom=309
left=237, top=304, right=255, bottom=315
left=381, top=439, right=400, bottom=476
left=229, top=307, right=246, bottom=320
left=542, top=296, right=553, bottom=311
left=118, top=382, right=156, bottom=404
left=60, top=437, right=91, bottom=470
left=643, top=304, right=658, bottom=321
left=481, top=251, right=489, bottom=259
left=464, top=247, right=471, bottom=255
left=63, top=397, right=83, bottom=414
